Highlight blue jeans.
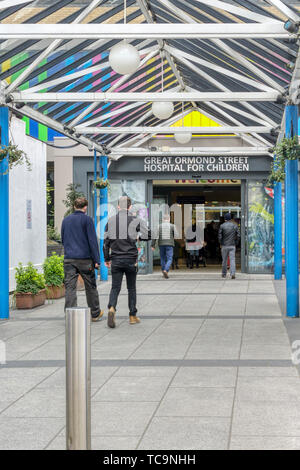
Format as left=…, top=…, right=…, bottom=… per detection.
left=159, top=246, right=174, bottom=272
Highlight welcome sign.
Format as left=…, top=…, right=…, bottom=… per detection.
left=144, top=156, right=250, bottom=172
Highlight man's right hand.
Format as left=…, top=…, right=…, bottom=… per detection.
left=105, top=261, right=111, bottom=268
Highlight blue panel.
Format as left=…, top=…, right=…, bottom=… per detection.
left=100, top=155, right=108, bottom=281
left=285, top=105, right=299, bottom=317
left=0, top=107, right=9, bottom=319
left=29, top=119, right=39, bottom=139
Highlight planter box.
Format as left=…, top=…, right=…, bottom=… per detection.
left=16, top=289, right=46, bottom=309
left=46, top=285, right=65, bottom=299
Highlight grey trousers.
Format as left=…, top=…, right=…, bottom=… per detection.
left=221, top=246, right=236, bottom=276
left=64, top=259, right=100, bottom=318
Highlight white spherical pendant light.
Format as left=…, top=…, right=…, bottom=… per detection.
left=174, top=131, right=192, bottom=144
left=109, top=40, right=140, bottom=75
left=152, top=101, right=174, bottom=120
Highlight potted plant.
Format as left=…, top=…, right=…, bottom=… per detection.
left=269, top=136, right=300, bottom=184
left=43, top=253, right=65, bottom=299
left=15, top=263, right=46, bottom=309
left=0, top=142, right=31, bottom=173
left=93, top=177, right=110, bottom=191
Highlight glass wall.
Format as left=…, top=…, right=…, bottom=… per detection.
left=109, top=180, right=149, bottom=274
left=247, top=180, right=274, bottom=273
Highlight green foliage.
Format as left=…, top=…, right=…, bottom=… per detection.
left=63, top=183, right=85, bottom=217
left=269, top=137, right=300, bottom=184
left=46, top=181, right=53, bottom=206
left=47, top=224, right=61, bottom=242
left=0, top=143, right=31, bottom=173
left=15, top=263, right=46, bottom=295
left=43, top=253, right=64, bottom=287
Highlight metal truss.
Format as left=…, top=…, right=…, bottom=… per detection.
left=0, top=23, right=290, bottom=40
left=0, top=0, right=297, bottom=156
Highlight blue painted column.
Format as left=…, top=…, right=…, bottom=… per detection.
left=285, top=104, right=299, bottom=317
left=94, top=149, right=99, bottom=280
left=0, top=107, right=9, bottom=319
left=274, top=177, right=282, bottom=280
left=99, top=155, right=108, bottom=281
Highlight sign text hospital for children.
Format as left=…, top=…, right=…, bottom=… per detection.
left=144, top=156, right=249, bottom=172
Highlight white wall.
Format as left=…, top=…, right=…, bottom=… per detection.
left=9, top=117, right=47, bottom=291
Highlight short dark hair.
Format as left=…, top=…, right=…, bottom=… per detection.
left=224, top=212, right=232, bottom=221
left=74, top=197, right=88, bottom=209
left=118, top=196, right=132, bottom=210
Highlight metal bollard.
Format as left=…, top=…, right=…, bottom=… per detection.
left=66, top=308, right=91, bottom=450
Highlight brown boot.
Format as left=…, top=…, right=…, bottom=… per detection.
left=129, top=316, right=141, bottom=325
left=107, top=307, right=116, bottom=328
left=92, top=310, right=104, bottom=322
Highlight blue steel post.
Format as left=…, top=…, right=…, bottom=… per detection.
left=274, top=177, right=282, bottom=280
left=100, top=155, right=108, bottom=281
left=94, top=150, right=98, bottom=280
left=285, top=104, right=299, bottom=317
left=0, top=107, right=9, bottom=319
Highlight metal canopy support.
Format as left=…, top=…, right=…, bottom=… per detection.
left=75, top=125, right=273, bottom=135
left=69, top=46, right=159, bottom=128
left=6, top=0, right=106, bottom=94
left=0, top=23, right=290, bottom=40
left=7, top=103, right=105, bottom=154
left=158, top=0, right=284, bottom=93
left=111, top=147, right=270, bottom=157
left=0, top=107, right=9, bottom=320
left=186, top=0, right=282, bottom=23
left=285, top=104, right=299, bottom=317
left=10, top=91, right=280, bottom=102
left=265, top=0, right=300, bottom=22
left=0, top=0, right=33, bottom=8
left=166, top=45, right=282, bottom=93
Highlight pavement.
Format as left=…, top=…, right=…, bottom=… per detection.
left=0, top=271, right=300, bottom=450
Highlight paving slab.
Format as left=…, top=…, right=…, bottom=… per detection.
left=138, top=417, right=231, bottom=450
left=0, top=273, right=298, bottom=450
left=230, top=436, right=300, bottom=450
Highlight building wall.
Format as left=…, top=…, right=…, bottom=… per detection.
left=47, top=139, right=88, bottom=230
left=9, top=117, right=47, bottom=291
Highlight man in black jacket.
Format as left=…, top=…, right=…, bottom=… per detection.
left=218, top=213, right=240, bottom=279
left=61, top=197, right=103, bottom=322
left=104, top=196, right=151, bottom=328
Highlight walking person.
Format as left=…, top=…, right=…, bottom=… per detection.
left=152, top=214, right=178, bottom=279
left=218, top=213, right=240, bottom=279
left=185, top=218, right=203, bottom=269
left=104, top=196, right=151, bottom=328
left=61, top=197, right=104, bottom=322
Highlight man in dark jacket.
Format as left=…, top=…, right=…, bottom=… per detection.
left=218, top=213, right=240, bottom=279
left=104, top=196, right=151, bottom=328
left=61, top=197, right=103, bottom=321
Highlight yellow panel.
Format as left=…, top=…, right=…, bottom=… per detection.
left=171, top=110, right=221, bottom=128
left=2, top=60, right=11, bottom=84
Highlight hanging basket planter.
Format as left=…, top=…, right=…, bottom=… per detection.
left=0, top=143, right=31, bottom=174
left=93, top=177, right=110, bottom=190
left=268, top=137, right=300, bottom=184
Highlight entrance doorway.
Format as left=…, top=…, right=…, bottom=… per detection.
left=152, top=179, right=242, bottom=271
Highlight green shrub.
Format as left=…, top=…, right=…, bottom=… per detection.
left=47, top=224, right=61, bottom=242
left=43, top=253, right=64, bottom=287
left=15, top=263, right=46, bottom=295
